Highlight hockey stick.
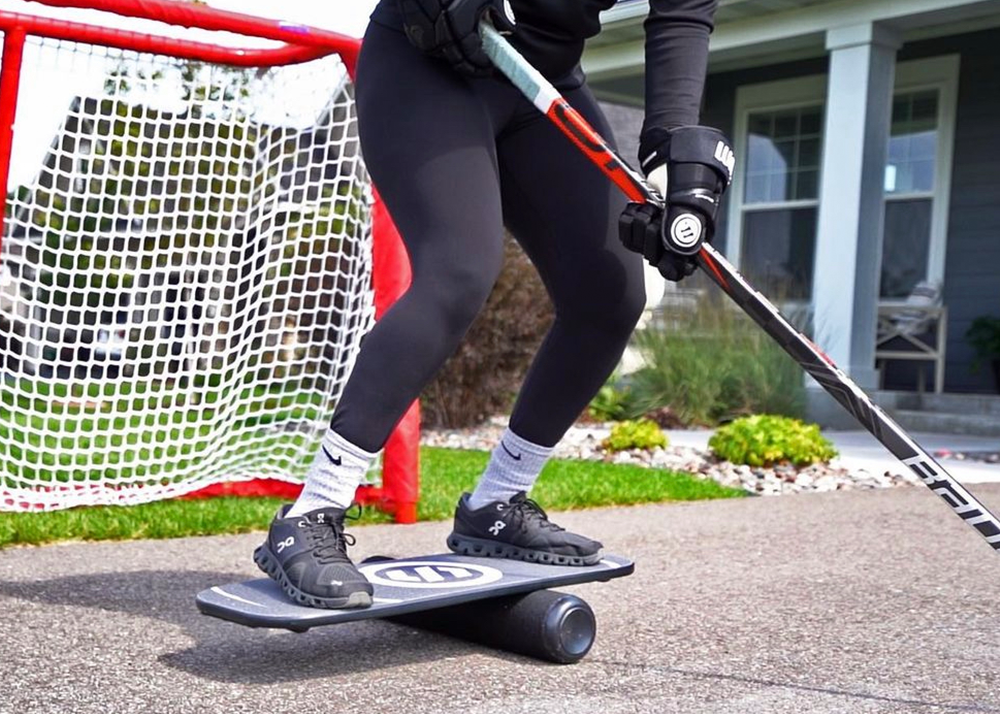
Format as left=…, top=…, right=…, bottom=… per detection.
left=479, top=22, right=1000, bottom=553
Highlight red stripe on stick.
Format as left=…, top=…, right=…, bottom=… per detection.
left=698, top=247, right=729, bottom=289
left=545, top=100, right=648, bottom=203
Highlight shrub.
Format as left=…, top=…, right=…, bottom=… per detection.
left=708, top=414, right=838, bottom=467
left=602, top=418, right=669, bottom=452
left=587, top=381, right=646, bottom=422
left=420, top=237, right=553, bottom=428
left=966, top=315, right=1000, bottom=367
left=623, top=293, right=806, bottom=425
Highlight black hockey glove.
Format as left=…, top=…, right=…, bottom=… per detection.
left=398, top=0, right=516, bottom=77
left=619, top=126, right=734, bottom=282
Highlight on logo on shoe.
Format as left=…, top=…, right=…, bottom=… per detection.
left=359, top=561, right=504, bottom=589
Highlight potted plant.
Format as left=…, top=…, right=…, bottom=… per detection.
left=965, top=315, right=1000, bottom=392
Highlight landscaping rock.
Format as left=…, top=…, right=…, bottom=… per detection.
left=421, top=417, right=921, bottom=497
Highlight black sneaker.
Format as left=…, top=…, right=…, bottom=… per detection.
left=446, top=492, right=603, bottom=566
left=253, top=504, right=373, bottom=609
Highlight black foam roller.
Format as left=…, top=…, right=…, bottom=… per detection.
left=389, top=589, right=596, bottom=664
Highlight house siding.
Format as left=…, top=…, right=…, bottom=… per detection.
left=899, top=29, right=1000, bottom=393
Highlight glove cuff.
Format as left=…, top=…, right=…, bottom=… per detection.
left=638, top=126, right=735, bottom=188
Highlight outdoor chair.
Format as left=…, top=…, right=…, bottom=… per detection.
left=875, top=280, right=947, bottom=393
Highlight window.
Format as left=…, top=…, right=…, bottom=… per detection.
left=728, top=76, right=827, bottom=303
left=880, top=90, right=938, bottom=298
left=885, top=90, right=938, bottom=194
left=740, top=105, right=823, bottom=299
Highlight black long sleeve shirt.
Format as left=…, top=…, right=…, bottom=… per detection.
left=370, top=0, right=717, bottom=138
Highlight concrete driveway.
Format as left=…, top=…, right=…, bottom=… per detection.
left=2, top=484, right=1000, bottom=714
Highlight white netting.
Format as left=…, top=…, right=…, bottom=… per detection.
left=0, top=36, right=377, bottom=510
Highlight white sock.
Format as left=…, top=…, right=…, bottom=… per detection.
left=287, top=429, right=379, bottom=517
left=468, top=428, right=554, bottom=510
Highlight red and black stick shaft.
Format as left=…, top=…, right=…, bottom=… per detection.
left=479, top=23, right=1000, bottom=553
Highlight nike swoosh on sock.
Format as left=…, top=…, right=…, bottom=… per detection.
left=322, top=445, right=342, bottom=466
left=501, top=441, right=522, bottom=461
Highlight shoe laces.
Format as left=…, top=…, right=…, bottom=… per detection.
left=305, top=504, right=361, bottom=565
left=507, top=493, right=564, bottom=534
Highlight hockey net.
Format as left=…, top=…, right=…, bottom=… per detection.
left=0, top=1, right=419, bottom=515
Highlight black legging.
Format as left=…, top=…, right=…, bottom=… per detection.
left=330, top=22, right=646, bottom=451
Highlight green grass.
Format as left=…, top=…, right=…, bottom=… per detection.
left=1, top=375, right=327, bottom=485
left=0, top=446, right=743, bottom=548
left=416, top=448, right=740, bottom=518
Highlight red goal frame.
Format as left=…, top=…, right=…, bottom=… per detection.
left=0, top=0, right=420, bottom=522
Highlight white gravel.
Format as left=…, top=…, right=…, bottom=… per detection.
left=421, top=417, right=921, bottom=496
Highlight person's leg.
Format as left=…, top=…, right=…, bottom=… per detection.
left=447, top=85, right=645, bottom=567
left=287, top=22, right=506, bottom=518
left=466, top=84, right=646, bottom=511
left=258, top=23, right=507, bottom=607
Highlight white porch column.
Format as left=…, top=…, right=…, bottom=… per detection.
left=811, top=23, right=900, bottom=393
